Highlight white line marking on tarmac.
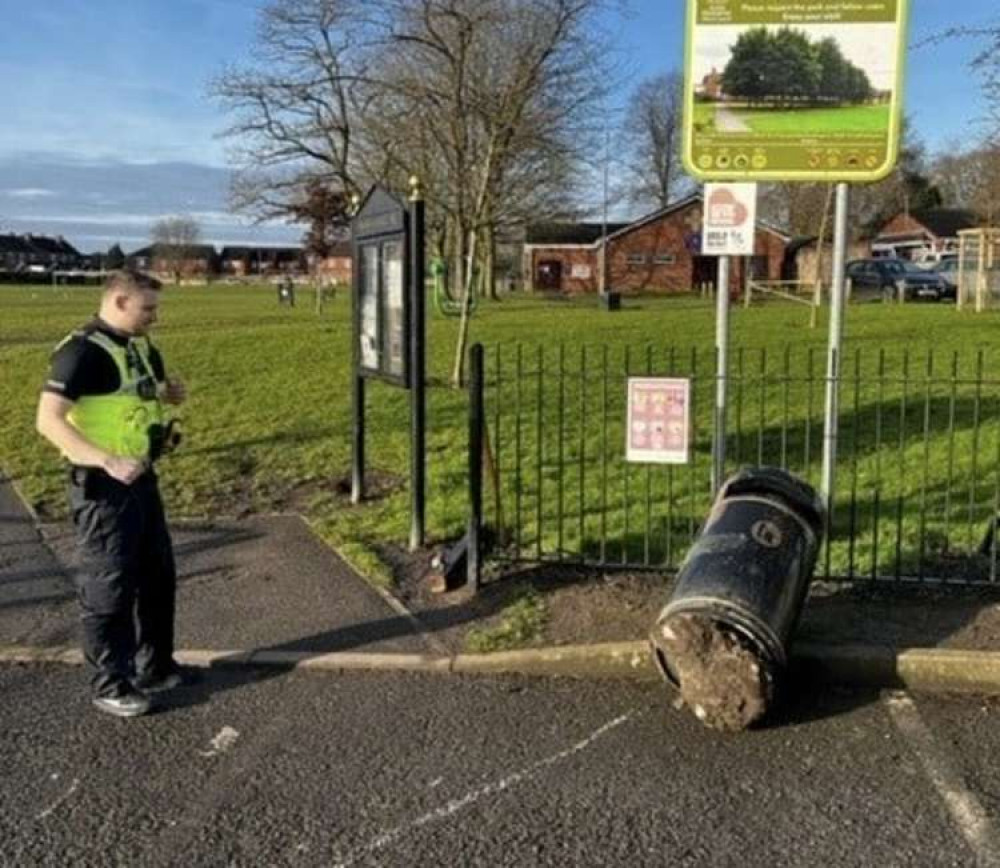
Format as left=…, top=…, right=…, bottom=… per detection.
left=331, top=711, right=635, bottom=868
left=199, top=726, right=240, bottom=758
left=887, top=693, right=1000, bottom=867
left=36, top=778, right=80, bottom=820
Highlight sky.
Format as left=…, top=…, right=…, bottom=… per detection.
left=0, top=0, right=996, bottom=253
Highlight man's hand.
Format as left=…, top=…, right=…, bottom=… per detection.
left=102, top=455, right=148, bottom=485
left=163, top=376, right=187, bottom=405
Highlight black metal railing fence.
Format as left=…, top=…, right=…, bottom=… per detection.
left=471, top=342, right=1000, bottom=585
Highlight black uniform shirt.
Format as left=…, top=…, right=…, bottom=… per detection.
left=44, top=317, right=166, bottom=402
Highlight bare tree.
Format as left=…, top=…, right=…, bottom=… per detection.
left=914, top=20, right=999, bottom=207
left=933, top=144, right=1000, bottom=223
left=620, top=71, right=688, bottom=211
left=964, top=22, right=1000, bottom=142
left=369, top=0, right=618, bottom=385
left=213, top=0, right=620, bottom=386
left=210, top=0, right=380, bottom=224
left=150, top=215, right=203, bottom=283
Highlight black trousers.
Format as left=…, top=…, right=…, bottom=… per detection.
left=68, top=467, right=177, bottom=697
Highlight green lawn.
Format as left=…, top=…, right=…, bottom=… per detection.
left=1, top=283, right=997, bottom=583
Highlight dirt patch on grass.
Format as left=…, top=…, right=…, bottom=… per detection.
left=382, top=542, right=1000, bottom=657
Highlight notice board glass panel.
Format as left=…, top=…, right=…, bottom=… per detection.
left=383, top=239, right=405, bottom=378
left=360, top=244, right=379, bottom=371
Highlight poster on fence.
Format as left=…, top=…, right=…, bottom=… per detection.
left=626, top=378, right=691, bottom=464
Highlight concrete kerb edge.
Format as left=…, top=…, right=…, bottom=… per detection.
left=6, top=641, right=1000, bottom=693
left=792, top=642, right=1000, bottom=694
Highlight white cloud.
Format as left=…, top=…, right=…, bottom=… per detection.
left=4, top=188, right=56, bottom=198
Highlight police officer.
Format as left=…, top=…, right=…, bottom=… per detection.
left=36, top=270, right=189, bottom=717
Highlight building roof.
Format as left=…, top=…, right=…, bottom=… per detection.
left=527, top=195, right=792, bottom=249
left=878, top=209, right=980, bottom=241
left=0, top=233, right=80, bottom=256
left=0, top=234, right=34, bottom=255
left=218, top=245, right=304, bottom=260
left=24, top=234, right=80, bottom=256
left=525, top=222, right=629, bottom=246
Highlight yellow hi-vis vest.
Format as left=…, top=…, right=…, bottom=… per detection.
left=64, top=331, right=165, bottom=460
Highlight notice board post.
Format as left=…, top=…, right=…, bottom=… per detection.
left=409, top=178, right=427, bottom=550
left=351, top=185, right=427, bottom=547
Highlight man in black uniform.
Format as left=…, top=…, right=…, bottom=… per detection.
left=36, top=270, right=189, bottom=717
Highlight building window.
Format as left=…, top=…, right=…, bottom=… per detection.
left=653, top=254, right=677, bottom=265
left=626, top=254, right=647, bottom=265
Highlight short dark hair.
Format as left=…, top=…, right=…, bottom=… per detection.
left=104, top=269, right=162, bottom=295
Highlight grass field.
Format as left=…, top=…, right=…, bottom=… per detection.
left=1, top=283, right=997, bottom=583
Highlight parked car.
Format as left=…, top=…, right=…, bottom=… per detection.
left=931, top=256, right=959, bottom=301
left=845, top=258, right=951, bottom=302
left=913, top=248, right=958, bottom=269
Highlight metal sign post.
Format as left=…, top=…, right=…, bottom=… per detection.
left=702, top=182, right=756, bottom=493
left=713, top=255, right=730, bottom=494
left=684, top=0, right=910, bottom=509
left=408, top=178, right=427, bottom=550
left=821, top=183, right=851, bottom=509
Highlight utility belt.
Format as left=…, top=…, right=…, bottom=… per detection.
left=68, top=419, right=181, bottom=487
left=69, top=464, right=154, bottom=489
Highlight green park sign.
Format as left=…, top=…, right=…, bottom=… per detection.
left=683, top=0, right=910, bottom=182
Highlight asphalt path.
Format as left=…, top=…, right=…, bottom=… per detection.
left=2, top=664, right=997, bottom=867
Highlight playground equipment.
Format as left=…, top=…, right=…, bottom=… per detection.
left=957, top=228, right=1000, bottom=312
left=432, top=257, right=479, bottom=317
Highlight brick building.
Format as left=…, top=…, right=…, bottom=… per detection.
left=128, top=243, right=220, bottom=278
left=0, top=233, right=82, bottom=273
left=522, top=195, right=791, bottom=295
left=313, top=240, right=352, bottom=285
left=871, top=209, right=980, bottom=262
left=218, top=245, right=306, bottom=277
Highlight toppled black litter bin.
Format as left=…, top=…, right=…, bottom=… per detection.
left=649, top=467, right=826, bottom=732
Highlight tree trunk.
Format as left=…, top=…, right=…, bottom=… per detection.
left=451, top=227, right=478, bottom=388
left=450, top=218, right=466, bottom=303
left=484, top=224, right=498, bottom=300
left=814, top=184, right=835, bottom=306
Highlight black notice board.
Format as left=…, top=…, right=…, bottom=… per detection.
left=352, top=187, right=411, bottom=387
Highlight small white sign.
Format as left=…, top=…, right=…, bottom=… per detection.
left=626, top=378, right=691, bottom=464
left=702, top=183, right=757, bottom=256
left=571, top=263, right=592, bottom=279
